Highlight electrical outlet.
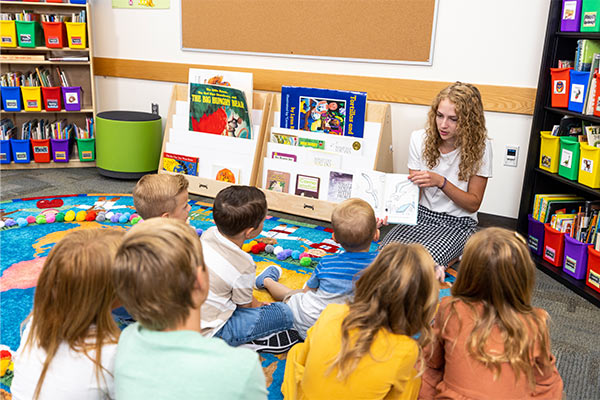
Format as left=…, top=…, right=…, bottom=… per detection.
left=504, top=145, right=519, bottom=167
left=151, top=103, right=159, bottom=115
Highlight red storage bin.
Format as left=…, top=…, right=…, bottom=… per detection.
left=41, top=21, right=66, bottom=48
left=586, top=247, right=600, bottom=293
left=31, top=139, right=51, bottom=163
left=551, top=67, right=572, bottom=108
left=41, top=86, right=61, bottom=111
left=543, top=224, right=566, bottom=267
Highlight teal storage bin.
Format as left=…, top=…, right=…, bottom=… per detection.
left=559, top=136, right=581, bottom=180
left=581, top=0, right=600, bottom=32
left=568, top=70, right=590, bottom=112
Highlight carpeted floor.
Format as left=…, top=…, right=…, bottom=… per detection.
left=1, top=168, right=599, bottom=399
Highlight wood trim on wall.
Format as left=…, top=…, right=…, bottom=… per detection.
left=94, top=57, right=536, bottom=115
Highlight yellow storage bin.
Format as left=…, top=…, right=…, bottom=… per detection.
left=0, top=20, right=17, bottom=48
left=65, top=22, right=86, bottom=49
left=578, top=143, right=600, bottom=188
left=21, top=86, right=42, bottom=111
left=539, top=131, right=560, bottom=173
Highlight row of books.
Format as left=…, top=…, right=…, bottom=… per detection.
left=545, top=115, right=600, bottom=147
left=1, top=67, right=71, bottom=88
left=1, top=118, right=93, bottom=141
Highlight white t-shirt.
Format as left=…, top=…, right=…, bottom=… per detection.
left=407, top=129, right=493, bottom=221
left=11, top=321, right=117, bottom=400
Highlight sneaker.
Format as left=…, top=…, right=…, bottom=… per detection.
left=255, top=265, right=282, bottom=289
left=241, top=330, right=302, bottom=354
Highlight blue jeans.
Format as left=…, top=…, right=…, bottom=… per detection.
left=214, top=302, right=294, bottom=347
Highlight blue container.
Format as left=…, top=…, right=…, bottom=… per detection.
left=1, top=86, right=21, bottom=111
left=0, top=139, right=11, bottom=164
left=69, top=0, right=87, bottom=3
left=568, top=70, right=590, bottom=112
left=10, top=139, right=31, bottom=164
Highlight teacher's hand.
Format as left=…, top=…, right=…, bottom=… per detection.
left=408, top=170, right=444, bottom=188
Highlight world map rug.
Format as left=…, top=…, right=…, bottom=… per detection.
left=0, top=194, right=456, bottom=399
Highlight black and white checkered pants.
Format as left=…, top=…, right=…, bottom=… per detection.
left=378, top=205, right=478, bottom=267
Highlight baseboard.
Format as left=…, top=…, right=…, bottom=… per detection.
left=478, top=212, right=517, bottom=230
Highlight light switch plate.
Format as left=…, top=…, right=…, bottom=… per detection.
left=504, top=145, right=519, bottom=167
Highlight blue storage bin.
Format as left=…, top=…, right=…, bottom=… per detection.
left=10, top=139, right=31, bottom=164
left=69, top=0, right=87, bottom=3
left=0, top=139, right=11, bottom=164
left=568, top=70, right=590, bottom=112
left=1, top=86, right=21, bottom=111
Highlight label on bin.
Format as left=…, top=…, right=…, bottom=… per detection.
left=5, top=99, right=17, bottom=108
left=563, top=1, right=577, bottom=20
left=26, top=99, right=38, bottom=108
left=19, top=34, right=32, bottom=44
left=554, top=80, right=566, bottom=95
left=589, top=270, right=600, bottom=288
left=0, top=153, right=6, bottom=161
left=528, top=235, right=539, bottom=252
left=34, top=146, right=48, bottom=154
left=561, top=149, right=573, bottom=168
left=544, top=246, right=556, bottom=262
left=48, top=37, right=59, bottom=44
left=571, top=84, right=585, bottom=103
left=1, top=36, right=12, bottom=44
left=564, top=256, right=577, bottom=273
left=581, top=158, right=594, bottom=174
left=15, top=152, right=27, bottom=161
left=71, top=36, right=82, bottom=45
left=54, top=151, right=66, bottom=161
left=66, top=92, right=79, bottom=105
left=46, top=99, right=59, bottom=109
left=81, top=151, right=93, bottom=160
left=583, top=12, right=597, bottom=28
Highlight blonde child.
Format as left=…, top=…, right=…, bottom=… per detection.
left=11, top=229, right=124, bottom=400
left=283, top=242, right=439, bottom=399
left=132, top=173, right=191, bottom=221
left=419, top=227, right=563, bottom=399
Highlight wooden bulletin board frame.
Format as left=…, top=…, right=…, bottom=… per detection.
left=181, top=0, right=439, bottom=65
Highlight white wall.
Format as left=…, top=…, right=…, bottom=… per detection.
left=91, top=0, right=550, bottom=219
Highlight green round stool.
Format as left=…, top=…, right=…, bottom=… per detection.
left=96, top=111, right=162, bottom=179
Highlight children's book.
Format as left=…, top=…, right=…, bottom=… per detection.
left=188, top=68, right=253, bottom=111
left=295, top=174, right=321, bottom=198
left=280, top=86, right=367, bottom=138
left=212, top=165, right=240, bottom=184
left=162, top=152, right=199, bottom=176
left=585, top=125, right=600, bottom=147
left=271, top=151, right=297, bottom=162
left=350, top=170, right=419, bottom=225
left=189, top=83, right=252, bottom=139
left=327, top=171, right=354, bottom=202
left=583, top=53, right=600, bottom=114
left=270, top=127, right=363, bottom=155
left=266, top=170, right=291, bottom=193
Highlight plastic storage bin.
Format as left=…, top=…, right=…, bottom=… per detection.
left=1, top=86, right=22, bottom=111
left=558, top=136, right=580, bottom=180
left=562, top=0, right=583, bottom=31
left=76, top=138, right=95, bottom=161
left=563, top=235, right=591, bottom=279
left=543, top=224, right=566, bottom=267
left=42, top=87, right=62, bottom=111
left=21, top=86, right=42, bottom=111
left=31, top=139, right=51, bottom=163
left=568, top=70, right=590, bottom=112
left=0, top=20, right=17, bottom=48
left=42, top=21, right=66, bottom=48
left=539, top=131, right=561, bottom=173
left=528, top=214, right=545, bottom=257
left=15, top=21, right=43, bottom=48
left=10, top=139, right=31, bottom=163
left=578, top=142, right=600, bottom=188
left=0, top=139, right=11, bottom=164
left=70, top=0, right=87, bottom=3
left=61, top=86, right=81, bottom=111
left=551, top=68, right=572, bottom=108
left=586, top=247, right=600, bottom=293
left=581, top=0, right=600, bottom=32
left=51, top=139, right=70, bottom=162
left=65, top=22, right=86, bottom=49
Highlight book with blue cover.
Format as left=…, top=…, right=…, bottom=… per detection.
left=280, top=86, right=367, bottom=138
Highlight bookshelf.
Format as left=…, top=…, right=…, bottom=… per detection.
left=517, top=0, right=600, bottom=307
left=0, top=0, right=96, bottom=169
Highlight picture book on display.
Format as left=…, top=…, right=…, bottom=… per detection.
left=280, top=86, right=367, bottom=138
left=212, top=165, right=241, bottom=184
left=188, top=68, right=253, bottom=111
left=162, top=152, right=199, bottom=177
left=266, top=170, right=291, bottom=193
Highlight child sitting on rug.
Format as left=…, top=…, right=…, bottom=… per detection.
left=11, top=228, right=124, bottom=400
left=419, top=228, right=563, bottom=399
left=132, top=173, right=191, bottom=221
left=282, top=242, right=439, bottom=399
left=112, top=218, right=267, bottom=399
left=255, top=198, right=380, bottom=339
left=200, top=185, right=298, bottom=353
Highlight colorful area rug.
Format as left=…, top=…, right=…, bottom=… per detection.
left=0, top=194, right=456, bottom=399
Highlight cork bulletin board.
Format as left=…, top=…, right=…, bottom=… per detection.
left=181, top=0, right=438, bottom=64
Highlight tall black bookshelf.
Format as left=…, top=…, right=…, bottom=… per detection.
left=518, top=0, right=600, bottom=307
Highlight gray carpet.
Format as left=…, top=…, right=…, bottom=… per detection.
left=1, top=167, right=599, bottom=398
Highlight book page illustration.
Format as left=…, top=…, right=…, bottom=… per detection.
left=350, top=170, right=386, bottom=215
left=327, top=171, right=353, bottom=203
left=383, top=174, right=419, bottom=225
left=212, top=165, right=240, bottom=184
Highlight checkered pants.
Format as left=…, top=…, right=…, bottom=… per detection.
left=378, top=205, right=477, bottom=267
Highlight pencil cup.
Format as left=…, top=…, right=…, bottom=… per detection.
left=543, top=224, right=566, bottom=267
left=10, top=139, right=31, bottom=164
left=539, top=131, right=560, bottom=173
left=42, top=21, right=67, bottom=48
left=527, top=214, right=545, bottom=257
left=61, top=86, right=81, bottom=111
left=31, top=139, right=51, bottom=163
left=0, top=139, right=11, bottom=164
left=578, top=143, right=600, bottom=188
left=65, top=22, right=86, bottom=49
left=563, top=236, right=591, bottom=280
left=1, top=86, right=22, bottom=111
left=0, top=20, right=17, bottom=48
left=586, top=247, right=600, bottom=293
left=21, top=86, right=42, bottom=111
left=76, top=138, right=95, bottom=161
left=41, top=87, right=62, bottom=111
left=558, top=136, right=580, bottom=181
left=51, top=138, right=70, bottom=163
left=550, top=68, right=571, bottom=108
left=561, top=0, right=582, bottom=31
left=15, top=21, right=43, bottom=48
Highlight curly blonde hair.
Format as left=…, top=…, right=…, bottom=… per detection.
left=423, top=82, right=487, bottom=181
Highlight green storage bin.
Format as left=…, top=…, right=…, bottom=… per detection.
left=15, top=21, right=43, bottom=48
left=76, top=138, right=95, bottom=162
left=96, top=111, right=162, bottom=179
left=581, top=0, right=600, bottom=32
left=559, top=136, right=581, bottom=180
